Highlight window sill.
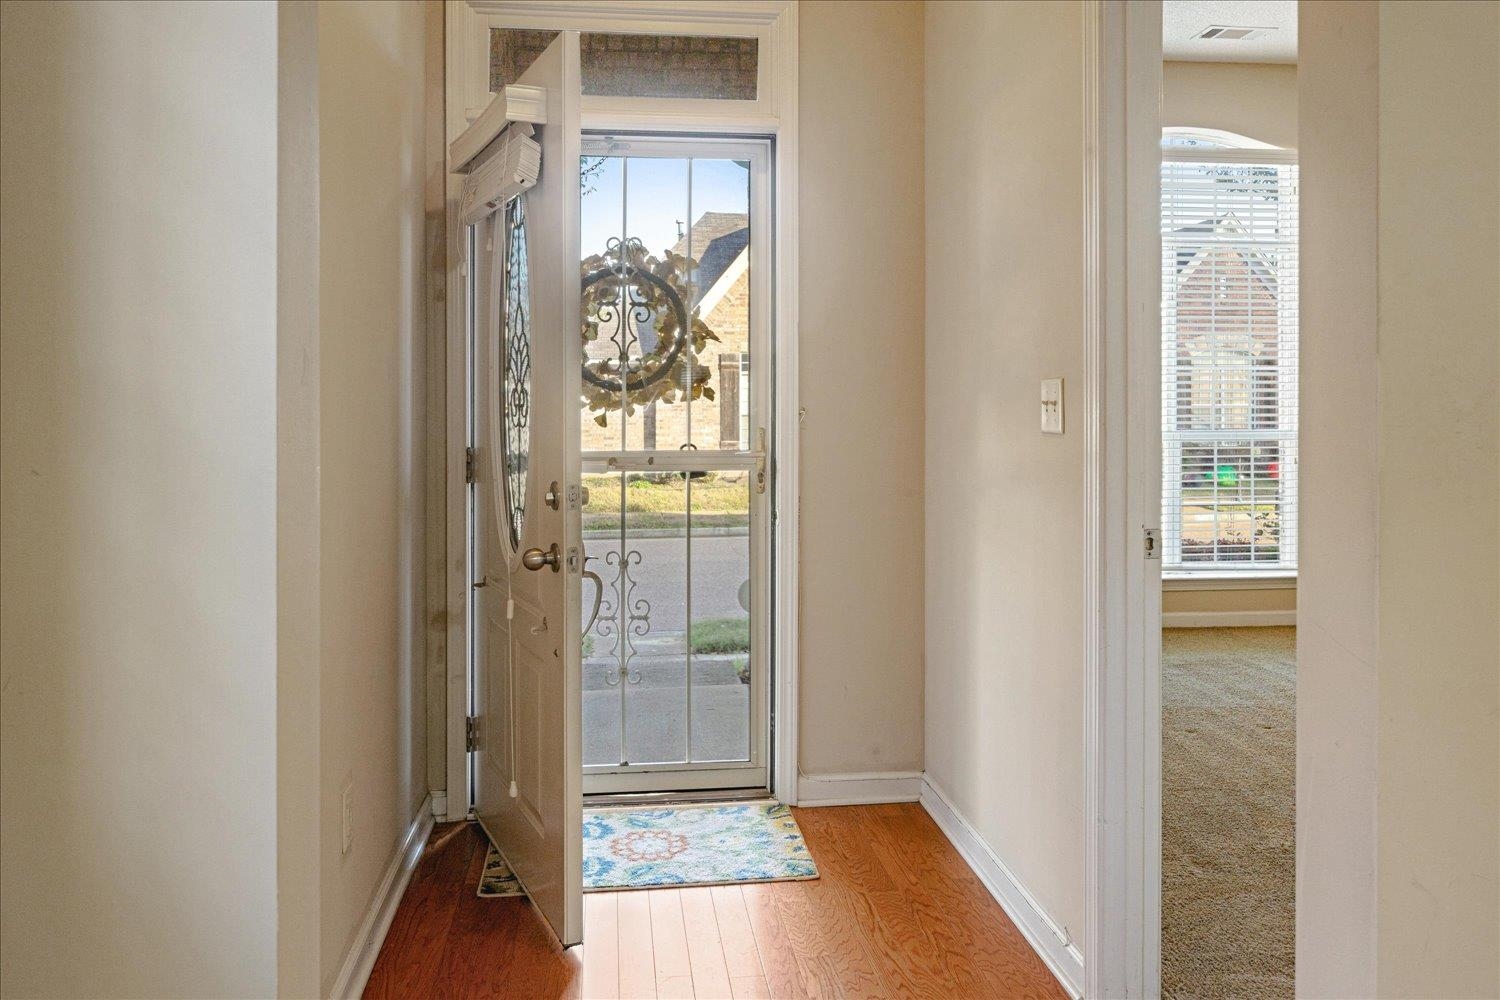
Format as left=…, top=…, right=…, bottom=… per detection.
left=1162, top=571, right=1298, bottom=592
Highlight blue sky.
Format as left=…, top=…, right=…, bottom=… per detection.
left=580, top=156, right=750, bottom=261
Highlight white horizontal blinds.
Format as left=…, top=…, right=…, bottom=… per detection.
left=1161, top=144, right=1298, bottom=571
left=458, top=123, right=541, bottom=228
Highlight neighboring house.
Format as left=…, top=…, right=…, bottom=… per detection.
left=581, top=211, right=751, bottom=452
left=1169, top=215, right=1285, bottom=483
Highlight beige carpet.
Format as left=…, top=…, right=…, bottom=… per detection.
left=1162, top=627, right=1295, bottom=1000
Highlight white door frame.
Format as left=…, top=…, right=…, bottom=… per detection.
left=441, top=0, right=800, bottom=817
left=1083, top=2, right=1162, bottom=997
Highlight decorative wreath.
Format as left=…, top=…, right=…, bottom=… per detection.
left=580, top=237, right=719, bottom=428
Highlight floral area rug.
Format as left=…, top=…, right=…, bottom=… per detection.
left=582, top=802, right=817, bottom=890
left=476, top=802, right=818, bottom=896
left=476, top=842, right=525, bottom=898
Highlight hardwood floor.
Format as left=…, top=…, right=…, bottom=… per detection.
left=364, top=803, right=1067, bottom=999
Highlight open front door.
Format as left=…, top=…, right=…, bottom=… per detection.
left=464, top=32, right=582, bottom=947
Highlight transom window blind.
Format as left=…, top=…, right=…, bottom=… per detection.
left=1161, top=135, right=1298, bottom=571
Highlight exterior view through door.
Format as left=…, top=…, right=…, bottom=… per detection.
left=579, top=138, right=773, bottom=797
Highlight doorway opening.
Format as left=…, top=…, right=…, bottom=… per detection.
left=444, top=6, right=802, bottom=947
left=1158, top=4, right=1300, bottom=993
left=576, top=136, right=774, bottom=800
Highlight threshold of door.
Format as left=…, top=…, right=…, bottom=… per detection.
left=585, top=787, right=773, bottom=809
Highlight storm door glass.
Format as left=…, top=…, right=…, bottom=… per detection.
left=578, top=138, right=770, bottom=795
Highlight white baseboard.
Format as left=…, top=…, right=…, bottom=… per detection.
left=1163, top=610, right=1296, bottom=628
left=795, top=770, right=923, bottom=807
left=430, top=791, right=449, bottom=820
left=919, top=777, right=1084, bottom=999
left=330, top=794, right=435, bottom=1000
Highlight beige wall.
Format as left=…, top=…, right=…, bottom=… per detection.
left=317, top=0, right=430, bottom=992
left=1300, top=3, right=1500, bottom=996
left=1162, top=60, right=1298, bottom=149
left=1297, top=8, right=1380, bottom=989
left=923, top=0, right=1085, bottom=947
left=0, top=3, right=281, bottom=995
left=1163, top=583, right=1296, bottom=616
left=797, top=1, right=926, bottom=777
left=1375, top=2, right=1499, bottom=995
left=277, top=1, right=322, bottom=992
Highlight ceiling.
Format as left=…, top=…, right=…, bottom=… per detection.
left=1163, top=0, right=1297, bottom=63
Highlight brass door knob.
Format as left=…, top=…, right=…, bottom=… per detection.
left=521, top=543, right=561, bottom=572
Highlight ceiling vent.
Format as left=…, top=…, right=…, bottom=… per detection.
left=1195, top=25, right=1274, bottom=40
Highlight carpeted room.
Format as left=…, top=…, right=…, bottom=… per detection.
left=1161, top=627, right=1295, bottom=999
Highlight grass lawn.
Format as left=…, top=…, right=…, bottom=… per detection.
left=584, top=473, right=749, bottom=532
left=688, top=616, right=750, bottom=654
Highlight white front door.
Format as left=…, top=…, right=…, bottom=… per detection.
left=467, top=33, right=583, bottom=946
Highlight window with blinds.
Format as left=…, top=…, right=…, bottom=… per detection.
left=1161, top=132, right=1298, bottom=572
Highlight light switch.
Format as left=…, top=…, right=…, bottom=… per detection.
left=1041, top=378, right=1064, bottom=434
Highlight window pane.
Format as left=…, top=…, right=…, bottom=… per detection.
left=580, top=471, right=695, bottom=767
left=582, top=471, right=623, bottom=769
left=688, top=471, right=752, bottom=763
left=621, top=474, right=689, bottom=766
left=1173, top=439, right=1288, bottom=566
left=580, top=154, right=753, bottom=453
left=1161, top=152, right=1298, bottom=571
left=492, top=29, right=758, bottom=101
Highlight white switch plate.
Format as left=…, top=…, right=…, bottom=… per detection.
left=1041, top=377, right=1064, bottom=434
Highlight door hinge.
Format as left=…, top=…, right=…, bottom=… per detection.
left=464, top=447, right=475, bottom=485
left=465, top=716, right=478, bottom=753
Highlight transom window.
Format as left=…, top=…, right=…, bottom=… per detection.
left=1161, top=128, right=1298, bottom=572
left=491, top=29, right=758, bottom=101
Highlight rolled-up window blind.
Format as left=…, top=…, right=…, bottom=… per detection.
left=1161, top=137, right=1298, bottom=572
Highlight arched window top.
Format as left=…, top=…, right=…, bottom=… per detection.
left=1162, top=127, right=1284, bottom=151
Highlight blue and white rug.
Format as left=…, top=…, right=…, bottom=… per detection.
left=476, top=802, right=819, bottom=896
left=582, top=802, right=818, bottom=890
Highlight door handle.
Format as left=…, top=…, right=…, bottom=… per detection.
left=753, top=427, right=768, bottom=495
left=521, top=542, right=561, bottom=573
left=581, top=564, right=604, bottom=638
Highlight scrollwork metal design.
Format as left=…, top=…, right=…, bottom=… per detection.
left=593, top=547, right=651, bottom=686
left=581, top=239, right=690, bottom=395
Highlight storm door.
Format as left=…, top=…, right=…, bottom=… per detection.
left=578, top=137, right=772, bottom=795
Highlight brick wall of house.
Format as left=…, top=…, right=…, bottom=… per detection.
left=491, top=29, right=757, bottom=101
left=1172, top=248, right=1282, bottom=431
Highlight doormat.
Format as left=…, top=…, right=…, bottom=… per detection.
left=581, top=802, right=817, bottom=890
left=476, top=845, right=526, bottom=898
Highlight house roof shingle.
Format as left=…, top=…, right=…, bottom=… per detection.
left=670, top=211, right=749, bottom=304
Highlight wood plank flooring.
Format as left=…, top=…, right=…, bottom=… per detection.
left=364, top=803, right=1067, bottom=999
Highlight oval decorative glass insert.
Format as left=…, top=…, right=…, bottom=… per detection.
left=501, top=196, right=532, bottom=550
